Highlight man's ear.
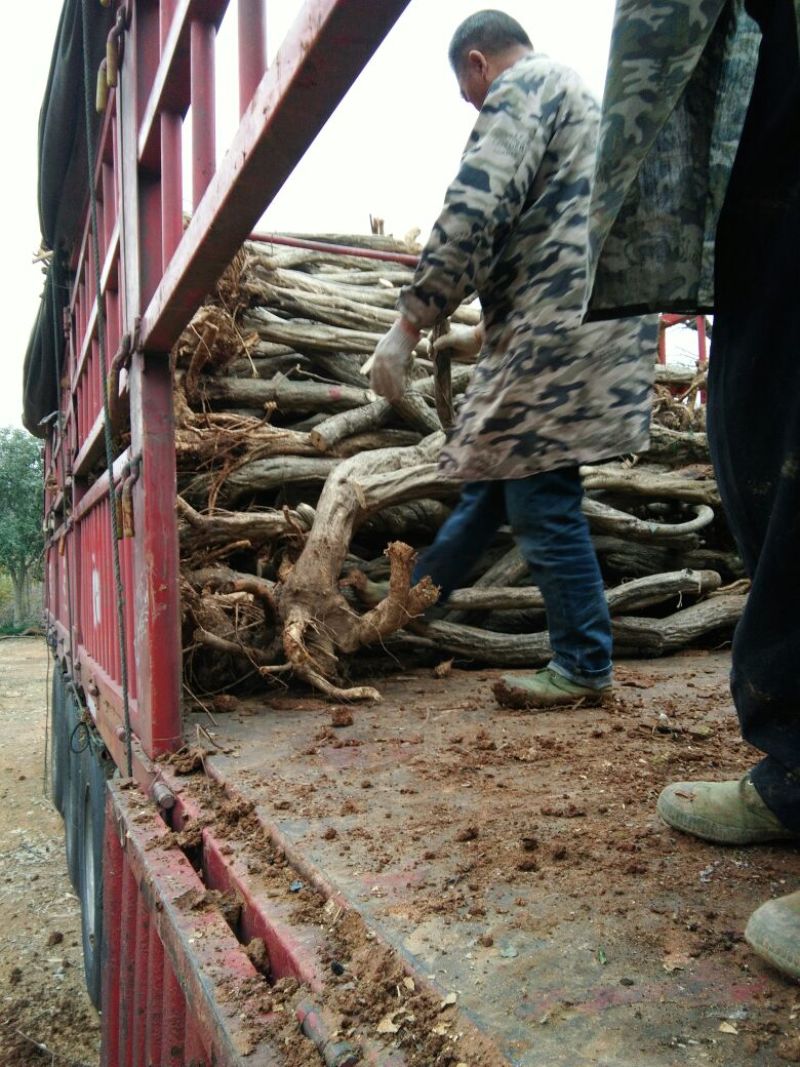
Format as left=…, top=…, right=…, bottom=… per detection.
left=466, top=48, right=490, bottom=79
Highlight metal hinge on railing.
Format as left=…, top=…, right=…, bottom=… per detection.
left=107, top=319, right=140, bottom=429
left=96, top=4, right=128, bottom=112
left=107, top=331, right=132, bottom=414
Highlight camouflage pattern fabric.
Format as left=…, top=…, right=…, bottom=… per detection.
left=398, top=52, right=656, bottom=483
left=584, top=0, right=796, bottom=319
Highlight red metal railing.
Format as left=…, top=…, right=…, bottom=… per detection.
left=657, top=314, right=709, bottom=367
left=249, top=230, right=422, bottom=267
left=102, top=780, right=286, bottom=1066
left=44, top=5, right=418, bottom=1054
left=69, top=105, right=123, bottom=460
left=73, top=494, right=138, bottom=703
left=47, top=0, right=414, bottom=767
left=139, top=0, right=415, bottom=352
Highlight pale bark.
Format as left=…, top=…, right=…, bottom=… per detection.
left=444, top=569, right=721, bottom=614
left=277, top=434, right=452, bottom=699
left=395, top=593, right=746, bottom=666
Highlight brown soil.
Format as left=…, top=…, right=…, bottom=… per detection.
left=184, top=649, right=800, bottom=1065
left=7, top=634, right=795, bottom=1064
left=168, top=770, right=503, bottom=1065
left=0, top=638, right=100, bottom=1066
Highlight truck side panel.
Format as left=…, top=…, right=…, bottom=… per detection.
left=42, top=3, right=413, bottom=1062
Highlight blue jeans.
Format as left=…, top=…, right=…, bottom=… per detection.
left=412, top=467, right=612, bottom=688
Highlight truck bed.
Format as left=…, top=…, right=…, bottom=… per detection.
left=174, top=650, right=800, bottom=1066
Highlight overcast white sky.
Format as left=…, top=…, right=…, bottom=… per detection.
left=0, top=1, right=617, bottom=431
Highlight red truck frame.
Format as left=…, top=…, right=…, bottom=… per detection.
left=44, top=2, right=411, bottom=1062
left=41, top=5, right=726, bottom=1064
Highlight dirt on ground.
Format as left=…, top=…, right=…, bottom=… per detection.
left=187, top=647, right=800, bottom=1066
left=4, top=634, right=800, bottom=1066
left=0, top=637, right=100, bottom=1067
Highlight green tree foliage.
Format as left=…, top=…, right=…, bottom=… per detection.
left=0, top=427, right=44, bottom=625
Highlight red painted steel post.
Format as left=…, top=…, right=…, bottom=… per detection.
left=238, top=0, right=267, bottom=117
left=122, top=541, right=138, bottom=701
left=70, top=526, right=79, bottom=675
left=145, top=922, right=165, bottom=1064
left=184, top=1015, right=207, bottom=1065
left=102, top=161, right=116, bottom=254
left=100, top=804, right=123, bottom=1067
left=161, top=113, right=184, bottom=268
left=127, top=350, right=183, bottom=757
left=697, top=315, right=708, bottom=403
left=161, top=961, right=187, bottom=1066
left=132, top=901, right=151, bottom=1064
left=160, top=0, right=177, bottom=46
left=117, top=0, right=183, bottom=759
left=697, top=315, right=708, bottom=366
left=141, top=0, right=417, bottom=351
left=191, top=20, right=217, bottom=208
left=141, top=176, right=166, bottom=313
left=118, top=863, right=138, bottom=1067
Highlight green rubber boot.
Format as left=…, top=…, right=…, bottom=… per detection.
left=746, top=890, right=800, bottom=980
left=657, top=775, right=798, bottom=845
left=493, top=667, right=611, bottom=710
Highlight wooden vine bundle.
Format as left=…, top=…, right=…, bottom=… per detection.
left=172, top=235, right=743, bottom=703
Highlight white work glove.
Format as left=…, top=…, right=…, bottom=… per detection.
left=369, top=318, right=421, bottom=403
left=431, top=323, right=483, bottom=361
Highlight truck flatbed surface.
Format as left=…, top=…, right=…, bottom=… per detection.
left=184, top=652, right=800, bottom=1066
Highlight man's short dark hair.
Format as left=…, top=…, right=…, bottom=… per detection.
left=448, top=10, right=533, bottom=72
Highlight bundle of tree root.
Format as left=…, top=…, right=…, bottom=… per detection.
left=174, top=235, right=745, bottom=703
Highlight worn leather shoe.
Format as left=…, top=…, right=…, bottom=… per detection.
left=746, top=890, right=800, bottom=980
left=493, top=667, right=611, bottom=710
left=657, top=775, right=798, bottom=845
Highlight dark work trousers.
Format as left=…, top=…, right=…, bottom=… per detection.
left=410, top=467, right=613, bottom=689
left=710, top=0, right=800, bottom=827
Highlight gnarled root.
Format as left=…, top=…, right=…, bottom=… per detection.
left=281, top=541, right=438, bottom=702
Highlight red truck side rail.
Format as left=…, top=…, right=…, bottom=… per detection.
left=42, top=2, right=412, bottom=1062
left=46, top=0, right=412, bottom=772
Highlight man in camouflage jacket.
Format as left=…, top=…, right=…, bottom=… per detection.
left=369, top=10, right=656, bottom=709
left=586, top=0, right=764, bottom=318
left=587, top=0, right=800, bottom=980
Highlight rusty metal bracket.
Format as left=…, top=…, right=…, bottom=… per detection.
left=130, top=315, right=141, bottom=354
left=120, top=479, right=134, bottom=539
left=119, top=454, right=141, bottom=539
left=109, top=331, right=132, bottom=379
left=114, top=462, right=130, bottom=539
left=107, top=327, right=136, bottom=420
left=150, top=777, right=176, bottom=811
left=106, top=6, right=128, bottom=84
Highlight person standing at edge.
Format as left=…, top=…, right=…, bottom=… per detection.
left=586, top=0, right=800, bottom=977
left=368, top=10, right=657, bottom=710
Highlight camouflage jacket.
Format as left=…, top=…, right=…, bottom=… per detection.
left=399, top=52, right=656, bottom=482
left=585, top=0, right=798, bottom=318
